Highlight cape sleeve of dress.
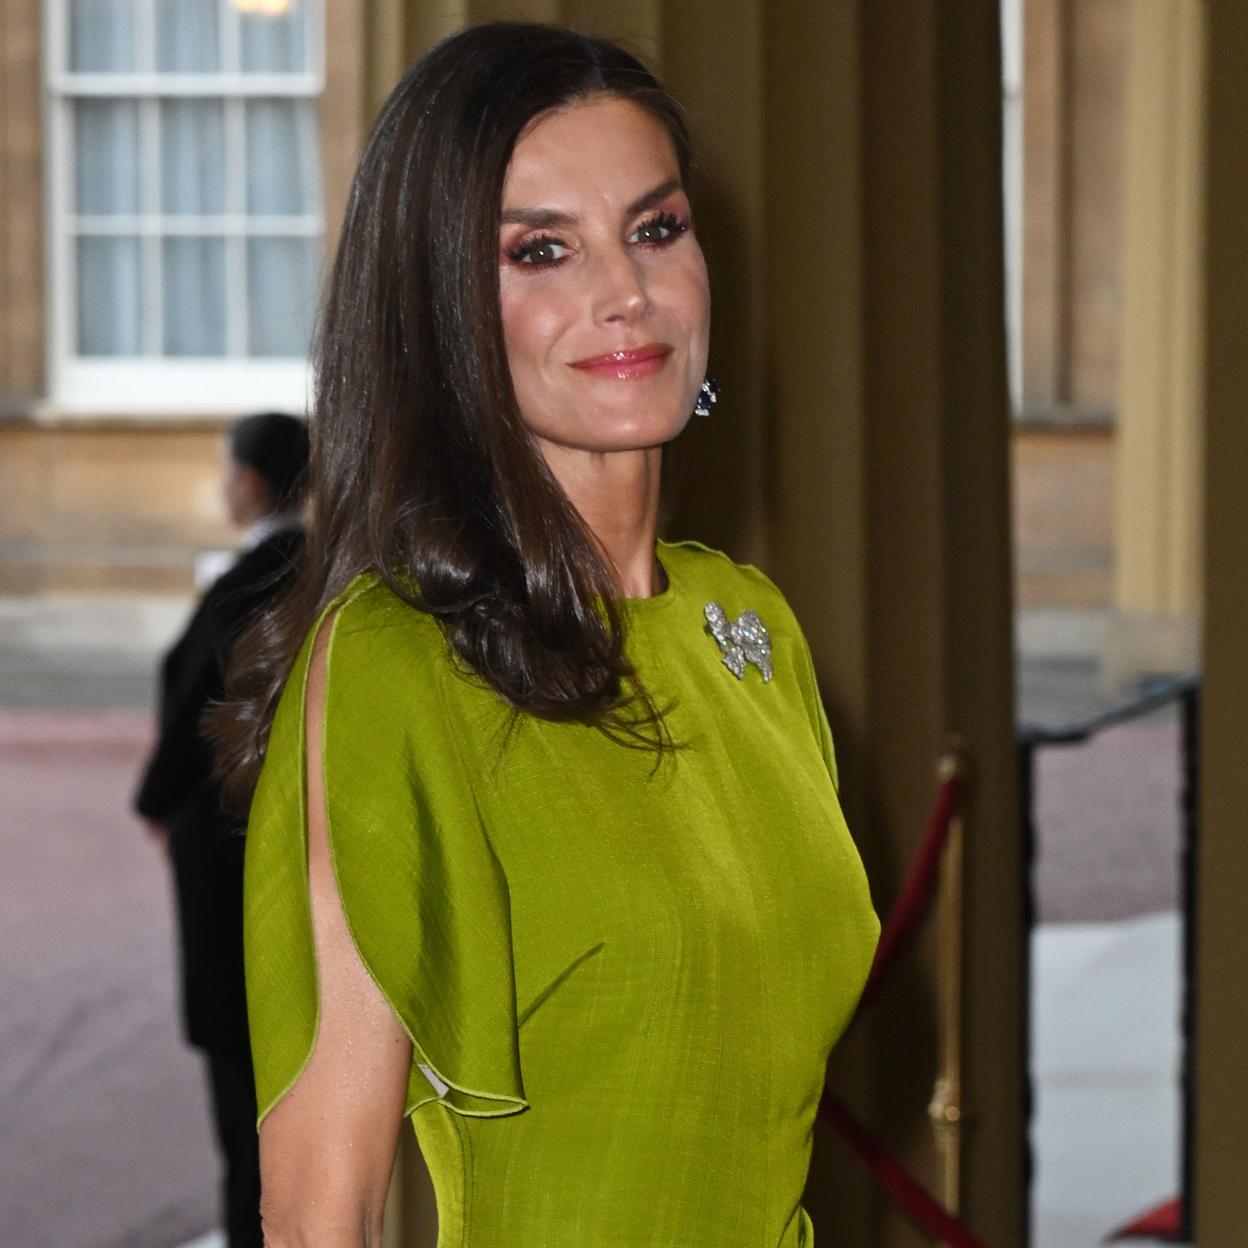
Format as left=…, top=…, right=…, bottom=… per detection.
left=243, top=575, right=528, bottom=1127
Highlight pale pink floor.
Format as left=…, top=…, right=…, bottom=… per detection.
left=1031, top=711, right=1182, bottom=923
left=1, top=709, right=221, bottom=1248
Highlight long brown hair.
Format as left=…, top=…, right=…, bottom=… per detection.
left=213, top=23, right=694, bottom=803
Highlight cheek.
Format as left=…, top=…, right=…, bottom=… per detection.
left=500, top=280, right=575, bottom=384
left=688, top=251, right=711, bottom=335
left=653, top=247, right=711, bottom=345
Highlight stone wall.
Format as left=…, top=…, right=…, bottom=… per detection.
left=0, top=424, right=232, bottom=594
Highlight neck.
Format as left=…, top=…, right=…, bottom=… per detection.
left=538, top=443, right=664, bottom=599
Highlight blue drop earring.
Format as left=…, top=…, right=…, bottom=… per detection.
left=693, top=376, right=719, bottom=417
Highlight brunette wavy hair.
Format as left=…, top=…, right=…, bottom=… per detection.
left=213, top=22, right=694, bottom=803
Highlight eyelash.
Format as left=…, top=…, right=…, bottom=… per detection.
left=631, top=210, right=689, bottom=246
left=505, top=210, right=690, bottom=269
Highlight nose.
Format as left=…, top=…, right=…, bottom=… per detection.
left=589, top=245, right=651, bottom=325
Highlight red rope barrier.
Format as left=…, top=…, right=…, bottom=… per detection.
left=859, top=767, right=966, bottom=1010
left=819, top=1095, right=987, bottom=1248
left=820, top=756, right=984, bottom=1246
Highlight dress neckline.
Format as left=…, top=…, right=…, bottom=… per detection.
left=619, top=542, right=680, bottom=615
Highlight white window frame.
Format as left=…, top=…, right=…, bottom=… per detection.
left=42, top=0, right=325, bottom=418
left=1001, top=0, right=1023, bottom=418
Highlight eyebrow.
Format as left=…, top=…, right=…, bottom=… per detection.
left=499, top=177, right=684, bottom=228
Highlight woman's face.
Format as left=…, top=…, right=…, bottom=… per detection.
left=498, top=95, right=710, bottom=459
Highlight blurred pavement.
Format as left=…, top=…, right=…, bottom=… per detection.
left=1, top=594, right=223, bottom=1247
left=0, top=703, right=222, bottom=1248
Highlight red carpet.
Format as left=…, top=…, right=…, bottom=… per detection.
left=1106, top=1196, right=1183, bottom=1241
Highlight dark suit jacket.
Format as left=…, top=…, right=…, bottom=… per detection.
left=135, top=528, right=303, bottom=1056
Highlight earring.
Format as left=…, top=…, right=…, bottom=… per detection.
left=693, top=376, right=719, bottom=417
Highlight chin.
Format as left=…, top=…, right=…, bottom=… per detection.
left=592, top=410, right=692, bottom=451
left=593, top=390, right=696, bottom=438
left=523, top=391, right=696, bottom=455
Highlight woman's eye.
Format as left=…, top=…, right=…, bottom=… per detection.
left=629, top=211, right=687, bottom=246
left=507, top=235, right=570, bottom=267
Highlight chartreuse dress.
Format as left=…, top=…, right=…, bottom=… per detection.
left=244, top=539, right=879, bottom=1247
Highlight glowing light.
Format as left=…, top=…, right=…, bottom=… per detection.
left=232, top=0, right=296, bottom=15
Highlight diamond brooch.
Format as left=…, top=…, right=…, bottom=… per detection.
left=704, top=602, right=773, bottom=682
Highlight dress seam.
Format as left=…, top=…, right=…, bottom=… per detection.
left=448, top=1106, right=471, bottom=1248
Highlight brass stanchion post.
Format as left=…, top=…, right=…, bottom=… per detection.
left=928, top=745, right=969, bottom=1212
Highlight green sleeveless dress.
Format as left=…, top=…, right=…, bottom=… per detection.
left=244, top=539, right=879, bottom=1247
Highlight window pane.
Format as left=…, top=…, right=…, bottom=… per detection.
left=155, top=0, right=220, bottom=72
left=245, top=100, right=320, bottom=215
left=247, top=237, right=318, bottom=357
left=77, top=237, right=141, bottom=355
left=163, top=238, right=227, bottom=356
left=161, top=100, right=225, bottom=215
left=75, top=100, right=140, bottom=215
left=69, top=0, right=136, bottom=72
left=240, top=4, right=309, bottom=73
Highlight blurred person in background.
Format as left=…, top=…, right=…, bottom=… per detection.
left=134, top=410, right=309, bottom=1248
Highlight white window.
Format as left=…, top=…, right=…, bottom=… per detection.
left=44, top=0, right=325, bottom=415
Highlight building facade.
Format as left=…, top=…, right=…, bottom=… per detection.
left=0, top=0, right=367, bottom=594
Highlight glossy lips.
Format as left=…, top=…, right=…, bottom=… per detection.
left=569, top=343, right=672, bottom=381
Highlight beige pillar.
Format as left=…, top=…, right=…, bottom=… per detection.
left=658, top=0, right=768, bottom=566
left=759, top=8, right=874, bottom=1233
left=849, top=6, right=1021, bottom=1242
left=1198, top=3, right=1248, bottom=1240
left=1111, top=0, right=1206, bottom=680
left=0, top=0, right=44, bottom=403
left=1022, top=0, right=1069, bottom=408
left=322, top=0, right=366, bottom=251
left=1022, top=0, right=1131, bottom=419
left=361, top=2, right=473, bottom=120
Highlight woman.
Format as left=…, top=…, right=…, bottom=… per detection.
left=222, top=22, right=879, bottom=1248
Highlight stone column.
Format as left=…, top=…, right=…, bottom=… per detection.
left=0, top=0, right=45, bottom=405
left=322, top=0, right=366, bottom=252
left=1198, top=2, right=1248, bottom=1239
left=1110, top=0, right=1206, bottom=681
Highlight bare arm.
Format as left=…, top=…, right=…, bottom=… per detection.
left=258, top=611, right=413, bottom=1247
